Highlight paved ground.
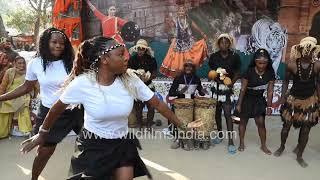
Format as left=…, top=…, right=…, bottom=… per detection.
left=0, top=115, right=319, bottom=180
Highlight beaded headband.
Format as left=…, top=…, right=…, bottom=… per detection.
left=51, top=31, right=67, bottom=39
left=255, top=49, right=269, bottom=61
left=93, top=43, right=125, bottom=64
left=101, top=44, right=125, bottom=55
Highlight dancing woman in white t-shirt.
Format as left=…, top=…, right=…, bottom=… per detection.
left=0, top=28, right=83, bottom=180
left=21, top=36, right=202, bottom=179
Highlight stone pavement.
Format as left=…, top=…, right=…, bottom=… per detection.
left=0, top=115, right=319, bottom=180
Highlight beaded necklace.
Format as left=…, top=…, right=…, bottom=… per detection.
left=297, top=59, right=313, bottom=80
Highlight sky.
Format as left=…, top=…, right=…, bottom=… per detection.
left=0, top=0, right=29, bottom=13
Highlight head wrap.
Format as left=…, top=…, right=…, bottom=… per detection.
left=214, top=33, right=236, bottom=50
left=129, top=39, right=154, bottom=57
left=290, top=36, right=320, bottom=60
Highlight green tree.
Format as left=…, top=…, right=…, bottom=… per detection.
left=28, top=0, right=52, bottom=44
left=6, top=9, right=36, bottom=34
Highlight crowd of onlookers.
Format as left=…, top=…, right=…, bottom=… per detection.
left=0, top=37, right=37, bottom=138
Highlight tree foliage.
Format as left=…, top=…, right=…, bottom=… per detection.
left=28, top=0, right=52, bottom=43
left=4, top=0, right=52, bottom=34
left=6, top=9, right=36, bottom=34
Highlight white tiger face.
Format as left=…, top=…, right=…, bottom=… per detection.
left=266, top=30, right=286, bottom=59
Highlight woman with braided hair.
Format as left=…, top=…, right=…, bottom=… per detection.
left=273, top=37, right=320, bottom=168
left=20, top=36, right=202, bottom=179
left=0, top=27, right=84, bottom=180
left=236, top=49, right=275, bottom=155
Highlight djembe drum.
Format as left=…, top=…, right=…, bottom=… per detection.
left=194, top=97, right=216, bottom=147
left=173, top=98, right=194, bottom=135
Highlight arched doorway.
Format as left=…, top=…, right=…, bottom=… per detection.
left=309, top=11, right=320, bottom=44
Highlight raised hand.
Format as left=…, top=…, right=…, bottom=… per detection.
left=20, top=133, right=47, bottom=154
left=266, top=107, right=272, bottom=116
left=85, top=0, right=96, bottom=11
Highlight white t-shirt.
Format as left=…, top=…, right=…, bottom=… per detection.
left=60, top=75, right=154, bottom=139
left=25, top=57, right=68, bottom=108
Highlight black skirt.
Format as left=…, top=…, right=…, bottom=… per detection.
left=239, top=94, right=266, bottom=119
left=67, top=129, right=152, bottom=180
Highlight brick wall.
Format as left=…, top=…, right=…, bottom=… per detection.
left=83, top=0, right=210, bottom=39
left=278, top=0, right=320, bottom=60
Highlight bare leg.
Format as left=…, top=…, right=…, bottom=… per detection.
left=254, top=116, right=271, bottom=155
left=274, top=120, right=292, bottom=157
left=296, top=124, right=311, bottom=168
left=238, top=117, right=248, bottom=151
left=31, top=145, right=56, bottom=180
left=113, top=166, right=134, bottom=180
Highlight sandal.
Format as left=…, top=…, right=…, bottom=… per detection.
left=238, top=145, right=245, bottom=152
left=228, top=145, right=237, bottom=154
left=212, top=137, right=223, bottom=144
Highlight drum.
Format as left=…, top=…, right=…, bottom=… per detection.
left=194, top=97, right=216, bottom=137
left=173, top=98, right=194, bottom=134
left=120, top=21, right=140, bottom=42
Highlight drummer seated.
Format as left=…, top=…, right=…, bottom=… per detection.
left=128, top=39, right=157, bottom=130
left=168, top=60, right=207, bottom=150
left=168, top=60, right=206, bottom=99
